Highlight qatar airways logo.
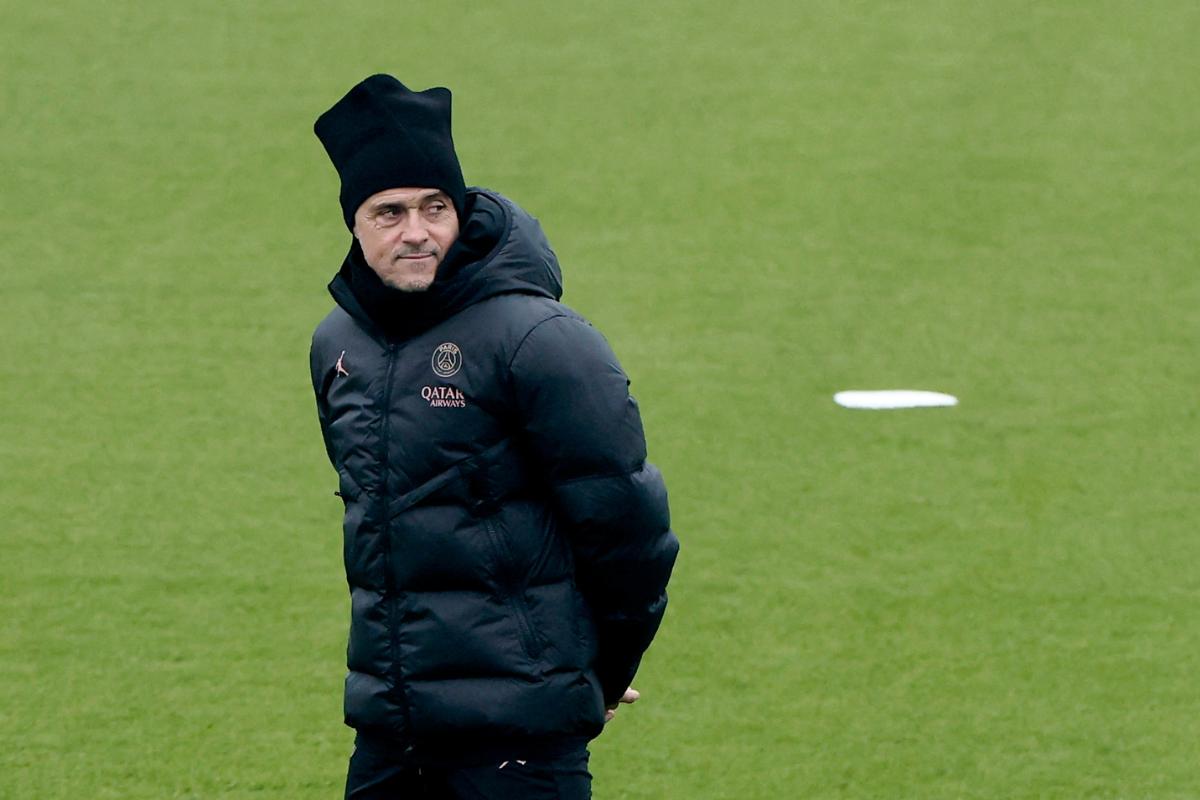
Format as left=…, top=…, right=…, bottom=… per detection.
left=421, top=385, right=467, bottom=408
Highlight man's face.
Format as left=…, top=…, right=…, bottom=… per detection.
left=353, top=188, right=460, bottom=292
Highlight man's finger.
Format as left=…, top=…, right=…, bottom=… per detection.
left=620, top=687, right=640, bottom=705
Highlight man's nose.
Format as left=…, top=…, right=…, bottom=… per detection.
left=399, top=212, right=428, bottom=244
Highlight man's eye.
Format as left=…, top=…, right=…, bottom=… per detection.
left=427, top=203, right=445, bottom=214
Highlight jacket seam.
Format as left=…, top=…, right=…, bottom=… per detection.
left=506, top=312, right=575, bottom=372
left=549, top=464, right=644, bottom=489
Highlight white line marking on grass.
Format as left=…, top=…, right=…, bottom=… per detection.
left=834, top=390, right=958, bottom=410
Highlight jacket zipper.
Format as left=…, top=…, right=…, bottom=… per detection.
left=482, top=516, right=543, bottom=661
left=379, top=344, right=398, bottom=593
left=378, top=343, right=413, bottom=733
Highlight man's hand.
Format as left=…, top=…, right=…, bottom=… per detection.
left=604, top=687, right=640, bottom=723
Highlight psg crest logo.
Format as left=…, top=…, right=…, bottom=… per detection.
left=431, top=343, right=462, bottom=378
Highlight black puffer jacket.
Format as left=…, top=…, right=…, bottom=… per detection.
left=309, top=189, right=679, bottom=764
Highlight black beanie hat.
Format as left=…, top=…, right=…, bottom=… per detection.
left=315, top=74, right=467, bottom=230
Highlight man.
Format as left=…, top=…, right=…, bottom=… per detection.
left=309, top=74, right=679, bottom=799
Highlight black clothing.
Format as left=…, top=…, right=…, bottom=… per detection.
left=315, top=74, right=467, bottom=228
left=310, top=188, right=679, bottom=768
left=346, top=734, right=590, bottom=800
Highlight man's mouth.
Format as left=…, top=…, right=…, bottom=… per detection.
left=396, top=252, right=434, bottom=261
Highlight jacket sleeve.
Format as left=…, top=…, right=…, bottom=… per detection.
left=309, top=336, right=337, bottom=470
left=509, top=314, right=679, bottom=705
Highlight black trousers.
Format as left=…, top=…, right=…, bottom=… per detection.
left=345, top=737, right=592, bottom=800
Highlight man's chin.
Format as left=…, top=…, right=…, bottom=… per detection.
left=380, top=269, right=437, bottom=293
left=384, top=279, right=434, bottom=293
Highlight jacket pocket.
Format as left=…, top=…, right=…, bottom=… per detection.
left=481, top=514, right=545, bottom=662
left=335, top=467, right=362, bottom=504
left=336, top=468, right=369, bottom=574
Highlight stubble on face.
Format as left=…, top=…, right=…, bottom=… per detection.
left=353, top=188, right=460, bottom=293
left=376, top=250, right=440, bottom=293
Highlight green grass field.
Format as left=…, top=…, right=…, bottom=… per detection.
left=3, top=1, right=1199, bottom=797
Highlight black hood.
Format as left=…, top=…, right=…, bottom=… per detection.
left=328, top=188, right=563, bottom=340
